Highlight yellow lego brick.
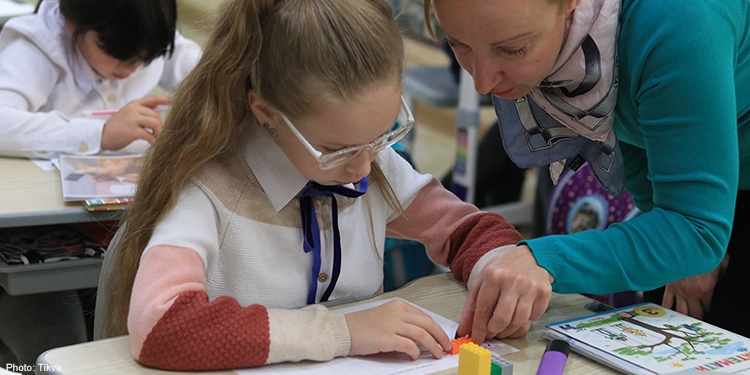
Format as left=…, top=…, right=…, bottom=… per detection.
left=458, top=342, right=491, bottom=375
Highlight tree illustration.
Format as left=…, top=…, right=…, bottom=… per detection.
left=577, top=309, right=732, bottom=361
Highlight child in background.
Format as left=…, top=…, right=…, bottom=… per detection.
left=102, top=0, right=543, bottom=371
left=0, top=0, right=201, bottom=158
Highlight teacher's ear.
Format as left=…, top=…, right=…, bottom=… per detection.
left=563, top=0, right=580, bottom=17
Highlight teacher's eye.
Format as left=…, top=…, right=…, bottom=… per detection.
left=445, top=39, right=468, bottom=50
left=502, top=47, right=527, bottom=57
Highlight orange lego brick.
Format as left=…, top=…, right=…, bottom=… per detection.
left=446, top=337, right=472, bottom=355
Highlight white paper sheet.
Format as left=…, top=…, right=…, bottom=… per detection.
left=234, top=297, right=517, bottom=375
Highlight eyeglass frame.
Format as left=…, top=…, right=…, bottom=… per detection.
left=279, top=96, right=415, bottom=170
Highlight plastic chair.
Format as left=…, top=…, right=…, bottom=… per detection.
left=403, top=65, right=493, bottom=109
left=401, top=65, right=493, bottom=139
left=92, top=225, right=125, bottom=340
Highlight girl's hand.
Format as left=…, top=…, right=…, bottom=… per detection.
left=458, top=245, right=553, bottom=341
left=100, top=95, right=172, bottom=151
left=345, top=299, right=451, bottom=360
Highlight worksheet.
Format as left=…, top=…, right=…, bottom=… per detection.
left=234, top=297, right=517, bottom=375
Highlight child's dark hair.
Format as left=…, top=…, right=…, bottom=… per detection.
left=58, top=0, right=177, bottom=63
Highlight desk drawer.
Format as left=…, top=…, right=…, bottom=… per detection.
left=0, top=258, right=103, bottom=295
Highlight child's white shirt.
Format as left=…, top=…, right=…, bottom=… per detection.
left=0, top=0, right=201, bottom=158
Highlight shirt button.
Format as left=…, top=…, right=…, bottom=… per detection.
left=107, top=95, right=116, bottom=102
left=318, top=273, right=329, bottom=283
left=78, top=143, right=89, bottom=153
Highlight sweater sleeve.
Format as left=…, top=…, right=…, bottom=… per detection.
left=0, top=33, right=104, bottom=158
left=525, top=0, right=740, bottom=294
left=129, top=246, right=350, bottom=371
left=385, top=177, right=523, bottom=283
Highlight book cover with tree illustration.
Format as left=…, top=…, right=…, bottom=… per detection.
left=545, top=302, right=750, bottom=374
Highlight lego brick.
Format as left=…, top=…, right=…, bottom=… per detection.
left=491, top=353, right=513, bottom=375
left=458, top=342, right=491, bottom=375
left=445, top=337, right=472, bottom=355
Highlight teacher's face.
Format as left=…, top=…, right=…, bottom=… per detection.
left=434, top=0, right=575, bottom=99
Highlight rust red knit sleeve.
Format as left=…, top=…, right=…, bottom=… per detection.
left=447, top=212, right=523, bottom=281
left=137, top=290, right=270, bottom=371
left=386, top=177, right=523, bottom=281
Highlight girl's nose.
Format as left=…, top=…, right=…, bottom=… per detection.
left=344, top=151, right=373, bottom=180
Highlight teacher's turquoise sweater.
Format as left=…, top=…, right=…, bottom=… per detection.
left=527, top=0, right=750, bottom=294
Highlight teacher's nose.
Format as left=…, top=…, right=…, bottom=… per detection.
left=469, top=55, right=502, bottom=95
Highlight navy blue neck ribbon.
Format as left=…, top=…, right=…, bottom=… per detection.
left=299, top=177, right=368, bottom=305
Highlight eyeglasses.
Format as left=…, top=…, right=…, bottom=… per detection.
left=279, top=96, right=415, bottom=170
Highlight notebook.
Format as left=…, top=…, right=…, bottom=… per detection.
left=58, top=154, right=142, bottom=202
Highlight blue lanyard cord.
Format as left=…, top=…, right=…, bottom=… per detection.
left=299, top=177, right=368, bottom=305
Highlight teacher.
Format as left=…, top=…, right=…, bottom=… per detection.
left=424, top=0, right=750, bottom=339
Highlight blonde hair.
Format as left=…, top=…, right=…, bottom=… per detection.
left=103, top=0, right=405, bottom=337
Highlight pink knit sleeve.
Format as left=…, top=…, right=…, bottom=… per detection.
left=385, top=178, right=523, bottom=281
left=129, top=246, right=271, bottom=370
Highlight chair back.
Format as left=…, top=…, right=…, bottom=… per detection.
left=92, top=225, right=125, bottom=340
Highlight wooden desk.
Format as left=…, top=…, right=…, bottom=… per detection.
left=0, top=158, right=123, bottom=295
left=36, top=274, right=618, bottom=374
left=0, top=158, right=123, bottom=228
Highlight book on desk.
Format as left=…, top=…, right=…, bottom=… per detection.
left=57, top=154, right=142, bottom=211
left=544, top=302, right=750, bottom=374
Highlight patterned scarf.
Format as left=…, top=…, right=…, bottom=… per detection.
left=494, top=0, right=623, bottom=195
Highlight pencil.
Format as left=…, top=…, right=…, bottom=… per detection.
left=81, top=105, right=171, bottom=117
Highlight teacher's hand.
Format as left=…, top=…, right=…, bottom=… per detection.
left=662, top=254, right=729, bottom=319
left=458, top=245, right=553, bottom=341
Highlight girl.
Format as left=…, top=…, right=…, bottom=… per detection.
left=102, top=0, right=543, bottom=371
left=0, top=0, right=201, bottom=158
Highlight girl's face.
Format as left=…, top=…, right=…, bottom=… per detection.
left=433, top=0, right=575, bottom=99
left=258, top=81, right=403, bottom=186
left=74, top=29, right=143, bottom=81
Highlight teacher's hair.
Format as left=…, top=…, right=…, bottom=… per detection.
left=423, top=0, right=570, bottom=40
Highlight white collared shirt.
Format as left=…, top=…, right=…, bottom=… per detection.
left=0, top=0, right=202, bottom=158
left=243, top=124, right=310, bottom=213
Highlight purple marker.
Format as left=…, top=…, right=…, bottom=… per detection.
left=536, top=339, right=570, bottom=375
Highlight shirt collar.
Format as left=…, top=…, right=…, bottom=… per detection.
left=244, top=124, right=310, bottom=212
left=70, top=45, right=102, bottom=92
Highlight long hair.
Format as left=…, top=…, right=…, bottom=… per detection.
left=103, top=0, right=405, bottom=337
